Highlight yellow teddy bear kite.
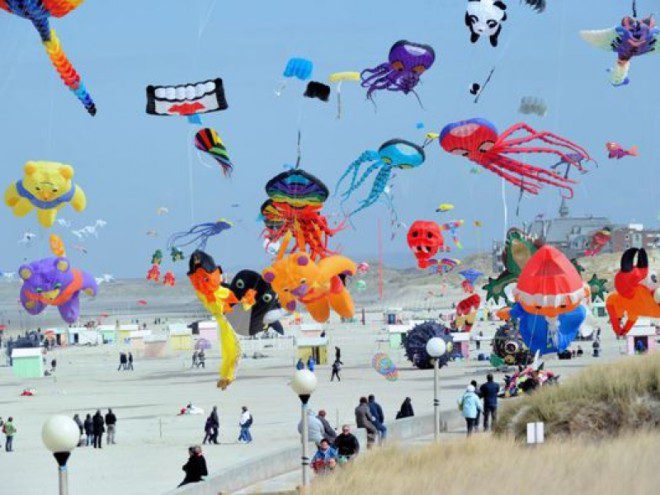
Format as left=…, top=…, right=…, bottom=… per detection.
left=5, top=161, right=87, bottom=228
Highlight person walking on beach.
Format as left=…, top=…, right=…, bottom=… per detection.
left=177, top=446, right=208, bottom=487
left=197, top=349, right=205, bottom=368
left=395, top=397, right=414, bottom=419
left=84, top=414, right=94, bottom=446
left=368, top=395, right=387, bottom=441
left=479, top=373, right=500, bottom=431
left=105, top=409, right=117, bottom=444
left=191, top=350, right=198, bottom=368
left=3, top=417, right=16, bottom=452
left=127, top=352, right=134, bottom=370
left=330, top=358, right=342, bottom=382
left=202, top=416, right=214, bottom=445
left=118, top=352, right=127, bottom=371
left=458, top=385, right=482, bottom=436
left=471, top=380, right=481, bottom=432
left=355, top=397, right=377, bottom=449
left=238, top=406, right=253, bottom=443
left=92, top=410, right=105, bottom=448
left=209, top=406, right=219, bottom=444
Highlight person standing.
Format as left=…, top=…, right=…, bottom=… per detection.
left=238, top=406, right=253, bottom=443
left=209, top=406, right=220, bottom=444
left=368, top=395, right=387, bottom=440
left=127, top=352, right=134, bottom=370
left=333, top=425, right=360, bottom=461
left=177, top=446, right=208, bottom=487
left=3, top=417, right=16, bottom=452
left=197, top=350, right=205, bottom=368
left=330, top=358, right=342, bottom=382
left=191, top=350, right=198, bottom=368
left=105, top=409, right=117, bottom=444
left=0, top=417, right=4, bottom=449
left=296, top=358, right=305, bottom=370
left=479, top=373, right=500, bottom=431
left=470, top=380, right=481, bottom=432
left=395, top=397, right=414, bottom=419
left=354, top=397, right=377, bottom=449
left=307, top=356, right=316, bottom=372
left=458, top=385, right=482, bottom=436
left=317, top=410, right=337, bottom=443
left=298, top=409, right=324, bottom=446
left=202, top=416, right=214, bottom=445
left=92, top=410, right=105, bottom=448
left=84, top=414, right=94, bottom=446
left=118, top=352, right=126, bottom=371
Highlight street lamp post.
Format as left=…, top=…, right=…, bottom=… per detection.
left=291, top=368, right=318, bottom=489
left=42, top=415, right=80, bottom=495
left=426, top=337, right=447, bottom=441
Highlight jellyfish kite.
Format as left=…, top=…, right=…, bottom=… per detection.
left=459, top=268, right=483, bottom=293
left=194, top=128, right=234, bottom=177
left=361, top=40, right=435, bottom=103
left=261, top=169, right=342, bottom=260
left=337, top=139, right=425, bottom=217
left=0, top=0, right=96, bottom=115
left=168, top=219, right=232, bottom=251
left=439, top=119, right=591, bottom=198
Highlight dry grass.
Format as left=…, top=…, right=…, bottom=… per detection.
left=494, top=352, right=660, bottom=440
left=311, top=432, right=660, bottom=495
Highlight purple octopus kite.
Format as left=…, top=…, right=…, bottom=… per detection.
left=360, top=40, right=436, bottom=103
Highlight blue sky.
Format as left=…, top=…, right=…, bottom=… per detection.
left=0, top=0, right=658, bottom=277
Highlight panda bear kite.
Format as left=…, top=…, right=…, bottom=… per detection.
left=465, top=0, right=508, bottom=47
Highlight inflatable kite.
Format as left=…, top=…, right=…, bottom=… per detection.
left=507, top=245, right=589, bottom=354
left=337, top=139, right=425, bottom=217
left=194, top=128, right=234, bottom=177
left=436, top=203, right=454, bottom=212
left=283, top=58, right=313, bottom=80
left=263, top=249, right=356, bottom=323
left=170, top=247, right=185, bottom=262
left=360, top=40, right=435, bottom=103
left=587, top=273, right=608, bottom=303
left=483, top=228, right=540, bottom=303
left=187, top=250, right=240, bottom=389
left=606, top=248, right=660, bottom=336
left=18, top=236, right=97, bottom=324
left=440, top=220, right=464, bottom=250
left=455, top=293, right=481, bottom=332
left=261, top=169, right=341, bottom=260
left=146, top=264, right=160, bottom=282
left=5, top=161, right=87, bottom=228
left=304, top=81, right=331, bottom=102
left=584, top=227, right=611, bottom=256
left=404, top=322, right=453, bottom=369
left=518, top=97, right=548, bottom=117
left=168, top=219, right=232, bottom=251
left=439, top=119, right=591, bottom=198
left=371, top=352, right=399, bottom=381
left=465, top=0, right=508, bottom=47
left=151, top=250, right=163, bottom=265
left=146, top=79, right=227, bottom=120
left=490, top=324, right=531, bottom=368
left=328, top=71, right=360, bottom=118
left=162, top=271, right=176, bottom=287
left=438, top=258, right=461, bottom=275
left=227, top=270, right=285, bottom=336
left=580, top=14, right=659, bottom=86
left=459, top=268, right=483, bottom=293
left=0, top=0, right=96, bottom=115
left=407, top=221, right=445, bottom=269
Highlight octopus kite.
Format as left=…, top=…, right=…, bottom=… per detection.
left=261, top=169, right=342, bottom=260
left=0, top=0, right=96, bottom=115
left=361, top=40, right=436, bottom=103
left=439, top=119, right=591, bottom=198
left=580, top=14, right=659, bottom=87
left=337, top=139, right=425, bottom=217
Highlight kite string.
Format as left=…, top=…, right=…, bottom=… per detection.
left=501, top=178, right=508, bottom=242
left=187, top=126, right=196, bottom=222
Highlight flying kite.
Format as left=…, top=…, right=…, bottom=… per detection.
left=275, top=58, right=313, bottom=96
left=0, top=0, right=96, bottom=115
left=156, top=207, right=169, bottom=215
left=337, top=139, right=425, bottom=217
left=227, top=270, right=285, bottom=336
left=436, top=203, right=454, bottom=212
left=518, top=97, right=548, bottom=117
left=146, top=79, right=227, bottom=122
left=459, top=268, right=483, bottom=293
left=168, top=219, right=232, bottom=251
left=580, top=13, right=659, bottom=86
left=606, top=142, right=638, bottom=159
left=439, top=119, right=591, bottom=198
left=440, top=220, right=464, bottom=250
left=5, top=161, right=87, bottom=228
left=361, top=40, right=435, bottom=103
left=438, top=258, right=461, bottom=275
left=407, top=221, right=445, bottom=269
left=194, top=128, right=234, bottom=176
left=328, top=71, right=360, bottom=118
left=371, top=352, right=399, bottom=381
left=465, top=0, right=508, bottom=47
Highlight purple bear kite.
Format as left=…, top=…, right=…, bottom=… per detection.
left=19, top=257, right=98, bottom=324
left=360, top=40, right=436, bottom=103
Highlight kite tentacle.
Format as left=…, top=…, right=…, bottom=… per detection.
left=350, top=166, right=392, bottom=217
left=335, top=150, right=379, bottom=197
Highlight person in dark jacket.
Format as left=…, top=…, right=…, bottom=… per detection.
left=368, top=395, right=387, bottom=440
left=92, top=410, right=105, bottom=448
left=316, top=410, right=337, bottom=443
left=479, top=373, right=500, bottom=431
left=202, top=416, right=214, bottom=445
left=105, top=409, right=117, bottom=444
left=395, top=397, right=414, bottom=419
left=333, top=425, right=360, bottom=460
left=127, top=352, right=134, bottom=370
left=209, top=406, right=220, bottom=444
left=178, top=445, right=208, bottom=487
left=118, top=352, right=127, bottom=371
left=354, top=397, right=377, bottom=449
left=73, top=414, right=83, bottom=436
left=84, top=414, right=94, bottom=446
left=330, top=358, right=342, bottom=381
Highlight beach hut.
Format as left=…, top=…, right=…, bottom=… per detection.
left=68, top=327, right=102, bottom=345
left=11, top=348, right=44, bottom=378
left=383, top=308, right=404, bottom=325
left=98, top=324, right=117, bottom=344
left=387, top=324, right=412, bottom=349
left=118, top=323, right=140, bottom=343
left=295, top=336, right=328, bottom=365
left=169, top=325, right=193, bottom=351
left=143, top=335, right=169, bottom=358
left=191, top=320, right=217, bottom=347
left=451, top=332, right=471, bottom=359
left=626, top=319, right=657, bottom=355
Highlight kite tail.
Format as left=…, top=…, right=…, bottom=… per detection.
left=609, top=59, right=630, bottom=87
left=42, top=28, right=97, bottom=116
left=216, top=314, right=241, bottom=390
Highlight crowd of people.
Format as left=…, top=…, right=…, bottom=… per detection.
left=73, top=409, right=118, bottom=448
left=117, top=352, right=134, bottom=371
left=199, top=405, right=253, bottom=446
left=459, top=374, right=500, bottom=435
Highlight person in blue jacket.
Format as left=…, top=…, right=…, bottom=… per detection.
left=458, top=385, right=483, bottom=436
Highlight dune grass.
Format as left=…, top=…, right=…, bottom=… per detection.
left=311, top=432, right=660, bottom=495
left=494, top=352, right=660, bottom=440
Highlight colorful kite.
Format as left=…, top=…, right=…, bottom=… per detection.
left=328, top=71, right=360, bottom=118
left=194, top=128, right=234, bottom=177
left=371, top=352, right=399, bottom=381
left=146, top=79, right=227, bottom=121
left=459, top=268, right=483, bottom=293
left=337, top=139, right=425, bottom=217
left=465, top=0, right=508, bottom=47
left=361, top=40, right=435, bottom=103
left=580, top=14, right=659, bottom=86
left=407, top=221, right=445, bottom=269
left=404, top=322, right=453, bottom=369
left=168, top=219, right=232, bottom=251
left=440, top=119, right=591, bottom=198
left=0, top=0, right=96, bottom=115
left=440, top=220, right=464, bottom=250
left=227, top=270, right=285, bottom=336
